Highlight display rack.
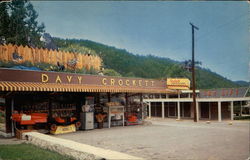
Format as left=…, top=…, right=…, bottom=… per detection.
left=106, top=103, right=124, bottom=128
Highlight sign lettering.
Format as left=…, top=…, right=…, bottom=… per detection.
left=41, top=74, right=49, bottom=83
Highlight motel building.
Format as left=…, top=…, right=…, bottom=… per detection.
left=144, top=86, right=250, bottom=122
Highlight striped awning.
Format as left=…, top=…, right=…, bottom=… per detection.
left=0, top=81, right=176, bottom=94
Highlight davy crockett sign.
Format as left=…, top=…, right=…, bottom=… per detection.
left=0, top=68, right=166, bottom=89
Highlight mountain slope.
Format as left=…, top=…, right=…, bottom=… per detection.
left=234, top=81, right=249, bottom=87
left=54, top=37, right=239, bottom=89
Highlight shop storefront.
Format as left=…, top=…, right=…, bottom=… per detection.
left=0, top=68, right=176, bottom=137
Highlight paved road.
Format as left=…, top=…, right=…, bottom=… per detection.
left=57, top=119, right=250, bottom=160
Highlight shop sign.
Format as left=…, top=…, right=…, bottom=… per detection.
left=199, top=88, right=248, bottom=98
left=0, top=68, right=165, bottom=89
left=167, top=78, right=190, bottom=90
left=41, top=73, right=155, bottom=87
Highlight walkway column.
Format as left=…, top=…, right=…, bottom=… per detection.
left=107, top=92, right=111, bottom=102
left=11, top=98, right=14, bottom=136
left=218, top=101, right=222, bottom=122
left=230, top=101, right=234, bottom=121
left=209, top=102, right=211, bottom=120
left=177, top=101, right=180, bottom=120
left=162, top=102, right=165, bottom=119
left=196, top=101, right=199, bottom=122
left=240, top=101, right=242, bottom=116
left=148, top=102, right=151, bottom=118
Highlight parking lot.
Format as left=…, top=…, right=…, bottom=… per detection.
left=57, top=119, right=249, bottom=160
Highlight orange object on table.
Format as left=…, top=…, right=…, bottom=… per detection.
left=128, top=115, right=137, bottom=123
left=54, top=117, right=77, bottom=123
left=12, top=113, right=48, bottom=125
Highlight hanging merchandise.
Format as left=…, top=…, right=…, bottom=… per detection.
left=125, top=95, right=143, bottom=126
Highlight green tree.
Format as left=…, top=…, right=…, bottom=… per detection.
left=60, top=43, right=97, bottom=55
left=125, top=72, right=136, bottom=77
left=164, top=64, right=191, bottom=78
left=7, top=0, right=28, bottom=45
left=0, top=2, right=10, bottom=43
left=25, top=2, right=45, bottom=47
left=103, top=69, right=121, bottom=77
left=2, top=0, right=45, bottom=47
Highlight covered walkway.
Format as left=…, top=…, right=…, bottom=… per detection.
left=144, top=88, right=250, bottom=122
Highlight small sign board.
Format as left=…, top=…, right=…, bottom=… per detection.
left=199, top=87, right=249, bottom=98
left=167, top=78, right=190, bottom=90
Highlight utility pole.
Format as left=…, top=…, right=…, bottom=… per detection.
left=190, top=22, right=199, bottom=122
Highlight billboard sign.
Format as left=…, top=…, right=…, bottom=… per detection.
left=167, top=78, right=190, bottom=90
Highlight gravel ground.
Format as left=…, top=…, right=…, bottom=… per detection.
left=56, top=119, right=249, bottom=160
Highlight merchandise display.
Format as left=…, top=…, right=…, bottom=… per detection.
left=5, top=92, right=144, bottom=137
left=105, top=102, right=125, bottom=128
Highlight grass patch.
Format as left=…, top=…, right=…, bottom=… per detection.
left=0, top=143, right=74, bottom=160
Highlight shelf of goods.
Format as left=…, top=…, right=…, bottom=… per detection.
left=105, top=102, right=124, bottom=128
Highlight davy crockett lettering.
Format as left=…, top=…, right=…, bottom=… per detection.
left=0, top=68, right=166, bottom=89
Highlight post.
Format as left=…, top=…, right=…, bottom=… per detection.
left=209, top=102, right=211, bottom=120
left=48, top=98, right=52, bottom=122
left=148, top=102, right=151, bottom=118
left=168, top=102, right=170, bottom=117
left=11, top=98, right=14, bottom=136
left=240, top=101, right=242, bottom=116
left=230, top=101, right=234, bottom=121
left=182, top=103, right=184, bottom=117
left=122, top=107, right=125, bottom=127
left=196, top=101, right=199, bottom=122
left=107, top=92, right=111, bottom=102
left=140, top=93, right=143, bottom=120
left=190, top=22, right=199, bottom=122
left=108, top=107, right=111, bottom=128
left=177, top=101, right=180, bottom=120
left=162, top=102, right=165, bottom=119
left=125, top=93, right=128, bottom=116
left=218, top=101, right=222, bottom=122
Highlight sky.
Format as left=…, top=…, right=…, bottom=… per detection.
left=32, top=1, right=249, bottom=82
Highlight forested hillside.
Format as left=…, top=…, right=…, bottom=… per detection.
left=54, top=38, right=240, bottom=89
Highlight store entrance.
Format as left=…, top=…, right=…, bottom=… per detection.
left=151, top=102, right=162, bottom=117
left=6, top=91, right=145, bottom=137
left=12, top=92, right=83, bottom=135
left=200, top=102, right=210, bottom=119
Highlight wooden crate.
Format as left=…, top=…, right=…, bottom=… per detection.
left=15, top=129, right=36, bottom=140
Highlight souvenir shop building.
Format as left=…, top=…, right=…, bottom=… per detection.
left=0, top=68, right=249, bottom=138
left=144, top=87, right=250, bottom=122
left=0, top=68, right=176, bottom=137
